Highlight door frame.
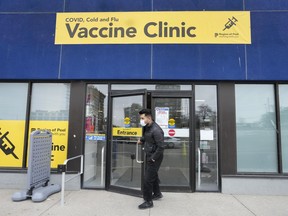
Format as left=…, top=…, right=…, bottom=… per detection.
left=107, top=89, right=147, bottom=197
left=106, top=89, right=195, bottom=195
left=150, top=90, right=195, bottom=192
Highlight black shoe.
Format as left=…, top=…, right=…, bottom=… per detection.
left=138, top=201, right=153, bottom=209
left=152, top=193, right=163, bottom=200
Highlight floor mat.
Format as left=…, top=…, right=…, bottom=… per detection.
left=115, top=167, right=189, bottom=188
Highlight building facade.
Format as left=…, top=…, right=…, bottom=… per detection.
left=0, top=1, right=288, bottom=195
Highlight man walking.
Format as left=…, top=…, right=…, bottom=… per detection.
left=138, top=109, right=165, bottom=209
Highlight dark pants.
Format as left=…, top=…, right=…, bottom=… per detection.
left=143, top=154, right=163, bottom=201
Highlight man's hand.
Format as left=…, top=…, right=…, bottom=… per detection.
left=148, top=158, right=155, bottom=164
left=137, top=139, right=142, bottom=145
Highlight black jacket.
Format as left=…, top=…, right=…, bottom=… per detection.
left=141, top=121, right=165, bottom=161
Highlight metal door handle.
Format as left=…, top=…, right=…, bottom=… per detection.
left=136, top=141, right=144, bottom=164
left=198, top=147, right=201, bottom=186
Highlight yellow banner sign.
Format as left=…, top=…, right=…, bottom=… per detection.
left=55, top=11, right=251, bottom=44
left=0, top=120, right=25, bottom=167
left=113, top=128, right=142, bottom=137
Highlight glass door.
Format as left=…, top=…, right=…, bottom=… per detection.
left=195, top=85, right=219, bottom=191
left=151, top=91, right=192, bottom=191
left=109, top=90, right=146, bottom=196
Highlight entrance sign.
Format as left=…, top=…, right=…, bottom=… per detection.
left=112, top=127, right=142, bottom=137
left=55, top=11, right=251, bottom=44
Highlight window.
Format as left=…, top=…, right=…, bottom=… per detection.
left=235, top=84, right=277, bottom=173
left=83, top=84, right=108, bottom=188
left=29, top=83, right=70, bottom=168
left=0, top=83, right=28, bottom=167
left=279, top=85, right=288, bottom=173
left=195, top=85, right=218, bottom=191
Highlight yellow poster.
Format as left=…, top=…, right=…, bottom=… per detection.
left=55, top=11, right=251, bottom=44
left=28, top=121, right=69, bottom=168
left=0, top=120, right=25, bottom=167
left=113, top=127, right=142, bottom=137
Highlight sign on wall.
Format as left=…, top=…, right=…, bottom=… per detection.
left=55, top=11, right=251, bottom=44
left=0, top=120, right=25, bottom=167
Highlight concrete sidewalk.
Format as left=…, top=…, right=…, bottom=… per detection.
left=2, top=189, right=288, bottom=216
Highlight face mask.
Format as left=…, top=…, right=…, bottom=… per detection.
left=140, top=119, right=146, bottom=126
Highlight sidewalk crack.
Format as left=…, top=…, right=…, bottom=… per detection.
left=232, top=195, right=257, bottom=216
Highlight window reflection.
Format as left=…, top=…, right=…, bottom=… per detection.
left=195, top=85, right=218, bottom=191
left=235, top=84, right=277, bottom=172
left=279, top=85, right=288, bottom=173
left=154, top=98, right=190, bottom=187
left=110, top=95, right=143, bottom=189
left=29, top=83, right=71, bottom=168
left=0, top=83, right=28, bottom=120
left=83, top=85, right=108, bottom=188
left=0, top=83, right=28, bottom=167
left=30, top=83, right=70, bottom=121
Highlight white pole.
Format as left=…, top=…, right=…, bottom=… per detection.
left=60, top=155, right=83, bottom=206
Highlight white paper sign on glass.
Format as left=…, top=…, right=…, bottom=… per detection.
left=155, top=107, right=169, bottom=129
left=200, top=129, right=214, bottom=140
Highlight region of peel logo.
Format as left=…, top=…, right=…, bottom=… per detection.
left=214, top=16, right=240, bottom=39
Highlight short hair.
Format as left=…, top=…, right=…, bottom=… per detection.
left=139, top=108, right=152, bottom=117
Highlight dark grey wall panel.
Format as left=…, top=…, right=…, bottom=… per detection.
left=67, top=82, right=86, bottom=172
left=218, top=83, right=237, bottom=175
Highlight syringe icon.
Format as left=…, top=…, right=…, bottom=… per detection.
left=223, top=16, right=238, bottom=31
left=0, top=131, right=19, bottom=159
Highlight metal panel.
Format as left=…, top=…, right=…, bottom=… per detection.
left=218, top=83, right=237, bottom=175
left=27, top=130, right=52, bottom=190
left=247, top=12, right=288, bottom=80
left=0, top=0, right=64, bottom=12
left=0, top=14, right=60, bottom=80
left=153, top=0, right=243, bottom=11
left=110, top=89, right=147, bottom=97
left=60, top=45, right=151, bottom=80
left=246, top=0, right=288, bottom=10
left=67, top=82, right=86, bottom=172
left=222, top=176, right=288, bottom=195
left=153, top=44, right=246, bottom=80
left=151, top=90, right=193, bottom=98
left=65, top=0, right=151, bottom=12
